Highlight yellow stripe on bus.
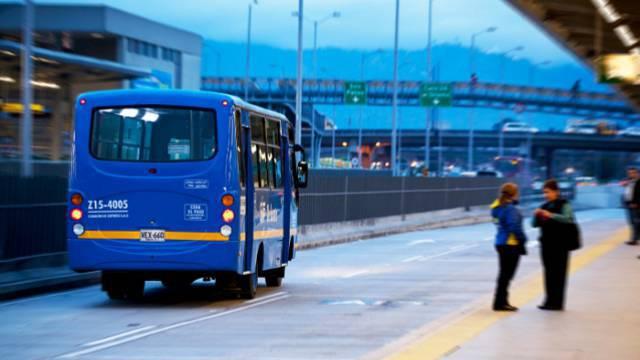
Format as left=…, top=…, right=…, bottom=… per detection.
left=79, top=230, right=228, bottom=242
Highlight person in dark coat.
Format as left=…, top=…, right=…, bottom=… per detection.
left=533, top=179, right=574, bottom=311
left=622, top=167, right=640, bottom=245
left=491, top=182, right=527, bottom=311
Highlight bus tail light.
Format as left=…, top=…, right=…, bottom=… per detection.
left=70, top=208, right=83, bottom=221
left=222, top=194, right=234, bottom=207
left=71, top=193, right=83, bottom=206
left=222, top=209, right=235, bottom=223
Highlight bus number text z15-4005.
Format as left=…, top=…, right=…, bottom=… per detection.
left=87, top=199, right=129, bottom=210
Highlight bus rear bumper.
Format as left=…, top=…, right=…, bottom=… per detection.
left=67, top=239, right=243, bottom=274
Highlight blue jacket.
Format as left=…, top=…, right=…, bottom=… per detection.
left=491, top=200, right=527, bottom=248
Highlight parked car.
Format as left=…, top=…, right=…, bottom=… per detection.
left=502, top=122, right=539, bottom=133
left=565, top=119, right=617, bottom=135
left=618, top=126, right=640, bottom=137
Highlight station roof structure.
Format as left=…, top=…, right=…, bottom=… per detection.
left=506, top=0, right=640, bottom=111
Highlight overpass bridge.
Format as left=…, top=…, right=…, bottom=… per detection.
left=202, top=77, right=640, bottom=122
left=304, top=129, right=640, bottom=177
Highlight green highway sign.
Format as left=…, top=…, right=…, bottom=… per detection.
left=419, top=82, right=452, bottom=107
left=344, top=81, right=367, bottom=105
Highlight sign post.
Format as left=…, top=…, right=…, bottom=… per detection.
left=343, top=81, right=367, bottom=105
left=419, top=82, right=452, bottom=107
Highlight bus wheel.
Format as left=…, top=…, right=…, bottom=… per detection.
left=264, top=267, right=285, bottom=287
left=103, top=273, right=144, bottom=300
left=240, top=272, right=257, bottom=299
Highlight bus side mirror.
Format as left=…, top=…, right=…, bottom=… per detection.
left=296, top=161, right=309, bottom=188
left=293, top=144, right=309, bottom=189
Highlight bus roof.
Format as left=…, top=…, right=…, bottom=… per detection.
left=77, top=89, right=289, bottom=123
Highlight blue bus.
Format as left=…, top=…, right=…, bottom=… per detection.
left=67, top=90, right=308, bottom=300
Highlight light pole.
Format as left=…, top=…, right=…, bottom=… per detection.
left=244, top=1, right=258, bottom=101
left=424, top=0, right=434, bottom=174
left=21, top=0, right=34, bottom=177
left=391, top=0, right=400, bottom=176
left=498, top=45, right=523, bottom=157
left=359, top=49, right=383, bottom=169
left=295, top=0, right=303, bottom=146
left=467, top=26, right=497, bottom=172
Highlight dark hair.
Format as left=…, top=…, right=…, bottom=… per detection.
left=543, top=179, right=559, bottom=191
left=628, top=166, right=638, bottom=172
left=499, top=182, right=519, bottom=205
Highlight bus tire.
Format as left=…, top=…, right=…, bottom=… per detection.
left=264, top=267, right=285, bottom=287
left=240, top=272, right=257, bottom=299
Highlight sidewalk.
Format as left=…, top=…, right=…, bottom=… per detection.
left=447, top=230, right=640, bottom=359
left=381, top=226, right=640, bottom=360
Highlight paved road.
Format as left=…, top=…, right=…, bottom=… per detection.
left=0, top=209, right=626, bottom=360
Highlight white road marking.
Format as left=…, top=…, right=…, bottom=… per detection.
left=418, top=244, right=479, bottom=262
left=483, top=236, right=494, bottom=241
left=408, top=239, right=435, bottom=246
left=57, top=294, right=290, bottom=359
left=401, top=255, right=424, bottom=263
left=341, top=270, right=370, bottom=279
left=81, top=325, right=156, bottom=347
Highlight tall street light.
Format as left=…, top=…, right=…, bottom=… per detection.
left=244, top=0, right=258, bottom=101
left=359, top=49, right=383, bottom=168
left=21, top=0, right=34, bottom=177
left=295, top=0, right=303, bottom=146
left=498, top=45, right=523, bottom=157
left=467, top=26, right=497, bottom=172
left=293, top=10, right=340, bottom=167
left=391, top=0, right=400, bottom=176
left=424, top=0, right=434, bottom=174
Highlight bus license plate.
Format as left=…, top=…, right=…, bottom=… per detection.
left=140, top=229, right=165, bottom=242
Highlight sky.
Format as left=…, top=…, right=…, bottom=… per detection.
left=15, top=0, right=578, bottom=64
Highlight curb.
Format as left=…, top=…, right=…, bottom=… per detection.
left=297, top=214, right=491, bottom=250
left=0, top=271, right=100, bottom=301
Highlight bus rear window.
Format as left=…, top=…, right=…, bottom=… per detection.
left=90, top=107, right=216, bottom=162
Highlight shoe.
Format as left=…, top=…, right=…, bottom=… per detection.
left=538, top=304, right=563, bottom=311
left=626, top=241, right=638, bottom=245
left=493, top=304, right=518, bottom=311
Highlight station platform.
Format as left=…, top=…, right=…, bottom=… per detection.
left=384, top=227, right=640, bottom=360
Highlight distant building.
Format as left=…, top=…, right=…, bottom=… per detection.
left=0, top=3, right=203, bottom=160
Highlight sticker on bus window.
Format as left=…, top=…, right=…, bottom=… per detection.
left=184, top=203, right=208, bottom=221
left=168, top=138, right=190, bottom=160
left=184, top=179, right=209, bottom=190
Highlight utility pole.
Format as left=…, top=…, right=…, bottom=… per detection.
left=21, top=0, right=34, bottom=177
left=424, top=0, right=433, bottom=173
left=391, top=0, right=400, bottom=176
left=295, top=0, right=304, bottom=145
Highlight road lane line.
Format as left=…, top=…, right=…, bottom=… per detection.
left=57, top=294, right=290, bottom=359
left=407, top=239, right=435, bottom=246
left=383, top=227, right=628, bottom=360
left=81, top=325, right=156, bottom=347
left=341, top=270, right=370, bottom=279
left=417, top=244, right=479, bottom=262
left=401, top=256, right=424, bottom=263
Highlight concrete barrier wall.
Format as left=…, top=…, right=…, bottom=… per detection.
left=573, top=185, right=624, bottom=209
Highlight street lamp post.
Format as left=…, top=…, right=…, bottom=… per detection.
left=391, top=0, right=400, bottom=176
left=295, top=0, right=303, bottom=146
left=424, top=0, right=434, bottom=174
left=467, top=26, right=497, bottom=172
left=498, top=45, right=523, bottom=157
left=359, top=49, right=383, bottom=169
left=293, top=10, right=340, bottom=166
left=244, top=1, right=257, bottom=101
left=21, top=0, right=34, bottom=177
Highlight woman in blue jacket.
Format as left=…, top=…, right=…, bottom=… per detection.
left=491, top=182, right=527, bottom=311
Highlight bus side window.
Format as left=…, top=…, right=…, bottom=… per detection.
left=235, top=110, right=245, bottom=187
left=251, top=143, right=259, bottom=188
left=266, top=119, right=283, bottom=188
left=250, top=114, right=270, bottom=189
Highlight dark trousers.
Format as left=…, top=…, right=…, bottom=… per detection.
left=494, top=245, right=521, bottom=307
left=626, top=207, right=640, bottom=241
left=541, top=243, right=569, bottom=308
